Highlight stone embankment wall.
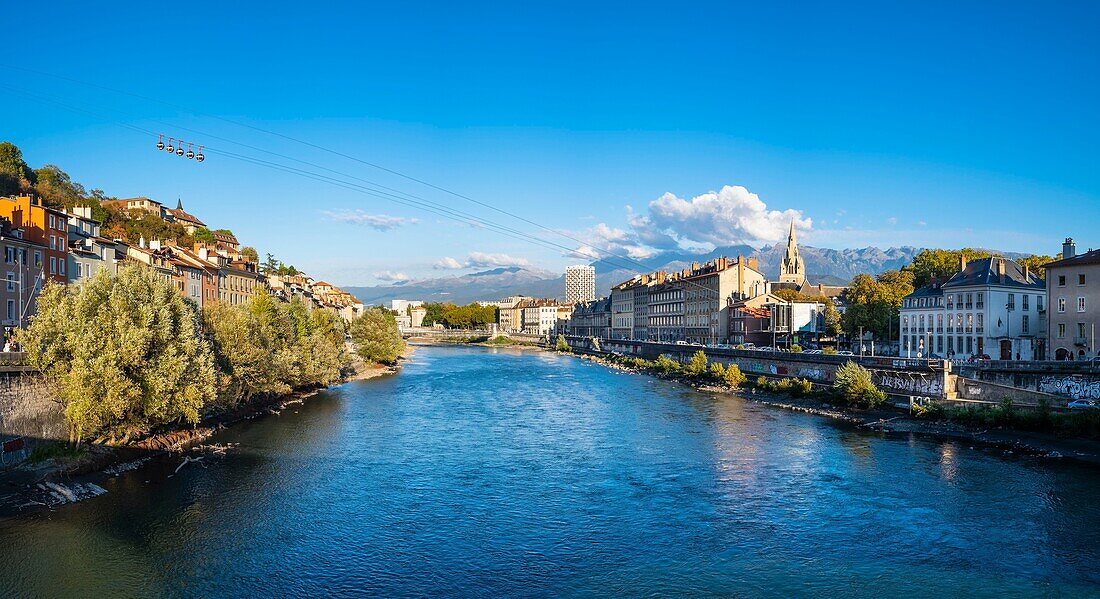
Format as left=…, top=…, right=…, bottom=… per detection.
left=567, top=337, right=953, bottom=399
left=0, top=370, right=65, bottom=443
left=956, top=362, right=1100, bottom=404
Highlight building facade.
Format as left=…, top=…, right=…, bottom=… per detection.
left=565, top=265, right=596, bottom=304
left=1046, top=238, right=1100, bottom=360
left=901, top=255, right=1046, bottom=360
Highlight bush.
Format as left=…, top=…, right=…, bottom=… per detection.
left=654, top=354, right=680, bottom=375
left=790, top=344, right=803, bottom=353
left=832, top=361, right=887, bottom=408
left=686, top=350, right=709, bottom=377
left=793, top=378, right=814, bottom=396
left=709, top=361, right=727, bottom=380
left=912, top=400, right=945, bottom=419
left=823, top=348, right=837, bottom=355
left=724, top=364, right=747, bottom=388
left=554, top=335, right=570, bottom=352
left=755, top=375, right=770, bottom=390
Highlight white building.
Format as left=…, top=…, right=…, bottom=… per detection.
left=565, top=264, right=596, bottom=304
left=390, top=299, right=424, bottom=314
left=521, top=300, right=562, bottom=336
left=901, top=256, right=1046, bottom=360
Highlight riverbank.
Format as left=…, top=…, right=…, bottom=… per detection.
left=574, top=351, right=1100, bottom=466
left=0, top=346, right=413, bottom=518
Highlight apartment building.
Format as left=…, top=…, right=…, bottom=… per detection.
left=1046, top=238, right=1100, bottom=360
left=680, top=256, right=766, bottom=345
left=565, top=265, right=596, bottom=304
left=0, top=195, right=69, bottom=283
left=0, top=219, right=47, bottom=331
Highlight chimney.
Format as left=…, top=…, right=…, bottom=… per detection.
left=149, top=239, right=161, bottom=251
left=959, top=254, right=968, bottom=271
left=139, top=236, right=146, bottom=249
left=691, top=261, right=700, bottom=271
left=1024, top=264, right=1030, bottom=280
left=1063, top=237, right=1076, bottom=260
left=748, top=257, right=759, bottom=271
left=737, top=257, right=745, bottom=299
left=997, top=257, right=1006, bottom=282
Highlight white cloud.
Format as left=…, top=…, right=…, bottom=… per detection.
left=433, top=252, right=530, bottom=270
left=433, top=256, right=465, bottom=270
left=887, top=216, right=898, bottom=225
left=917, top=220, right=927, bottom=226
left=373, top=270, right=410, bottom=282
left=631, top=185, right=810, bottom=248
left=466, top=252, right=530, bottom=268
left=567, top=185, right=808, bottom=260
left=324, top=209, right=418, bottom=231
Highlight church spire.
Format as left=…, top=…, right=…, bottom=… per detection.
left=176, top=198, right=183, bottom=211
left=787, top=220, right=797, bottom=247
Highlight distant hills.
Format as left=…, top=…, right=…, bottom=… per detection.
left=345, top=244, right=929, bottom=306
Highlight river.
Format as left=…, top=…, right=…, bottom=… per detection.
left=1, top=345, right=1099, bottom=597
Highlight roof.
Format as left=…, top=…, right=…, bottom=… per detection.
left=904, top=282, right=944, bottom=300
left=1045, top=248, right=1100, bottom=269
left=942, top=256, right=1043, bottom=290
left=166, top=207, right=206, bottom=227
left=735, top=306, right=772, bottom=319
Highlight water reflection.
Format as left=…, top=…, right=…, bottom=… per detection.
left=1, top=344, right=1098, bottom=597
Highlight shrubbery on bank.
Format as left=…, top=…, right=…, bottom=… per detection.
left=23, top=264, right=401, bottom=445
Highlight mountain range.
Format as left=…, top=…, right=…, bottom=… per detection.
left=345, top=244, right=930, bottom=306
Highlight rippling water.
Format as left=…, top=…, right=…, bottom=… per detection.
left=2, top=345, right=1099, bottom=597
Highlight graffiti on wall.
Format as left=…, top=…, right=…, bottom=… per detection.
left=1038, top=376, right=1100, bottom=400
left=797, top=367, right=828, bottom=381
left=876, top=373, right=944, bottom=397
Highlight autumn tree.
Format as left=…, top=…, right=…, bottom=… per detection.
left=0, top=141, right=36, bottom=196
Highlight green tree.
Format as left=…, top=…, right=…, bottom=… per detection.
left=0, top=141, right=36, bottom=196
left=555, top=335, right=570, bottom=351
left=22, top=265, right=217, bottom=444
left=202, top=300, right=285, bottom=408
left=350, top=307, right=404, bottom=365
left=832, top=361, right=887, bottom=408
left=824, top=302, right=843, bottom=337
left=841, top=270, right=914, bottom=341
left=241, top=246, right=259, bottom=263
left=1017, top=254, right=1056, bottom=279
left=34, top=164, right=87, bottom=210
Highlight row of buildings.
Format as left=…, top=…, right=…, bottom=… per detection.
left=496, top=223, right=842, bottom=347
left=0, top=194, right=365, bottom=335
left=900, top=238, right=1100, bottom=361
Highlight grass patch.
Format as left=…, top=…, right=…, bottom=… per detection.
left=27, top=442, right=87, bottom=464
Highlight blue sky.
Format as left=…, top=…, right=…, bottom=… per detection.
left=2, top=1, right=1098, bottom=286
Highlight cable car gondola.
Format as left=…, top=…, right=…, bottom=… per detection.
left=156, top=134, right=165, bottom=151
left=166, top=137, right=175, bottom=154
left=185, top=142, right=195, bottom=160
left=195, top=145, right=204, bottom=162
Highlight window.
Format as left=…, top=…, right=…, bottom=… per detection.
left=1080, top=274, right=1086, bottom=285
left=49, top=257, right=56, bottom=274
left=1080, top=323, right=1088, bottom=338
left=5, top=300, right=12, bottom=321
left=59, top=260, right=65, bottom=276
left=1038, top=296, right=1045, bottom=312
left=937, top=314, right=943, bottom=331
left=1058, top=323, right=1066, bottom=338
left=976, top=313, right=983, bottom=332
left=946, top=295, right=954, bottom=309
left=5, top=273, right=13, bottom=292
left=966, top=337, right=973, bottom=354
left=1058, top=275, right=1066, bottom=286
left=1059, top=297, right=1066, bottom=313
left=49, top=235, right=56, bottom=250
left=966, top=313, right=973, bottom=332
left=977, top=293, right=984, bottom=309
left=3, top=248, right=11, bottom=264
left=1079, top=297, right=1087, bottom=312
left=1022, top=315, right=1029, bottom=334
left=1023, top=295, right=1029, bottom=311
left=965, top=293, right=973, bottom=309
left=1007, top=293, right=1015, bottom=311
left=48, top=215, right=54, bottom=229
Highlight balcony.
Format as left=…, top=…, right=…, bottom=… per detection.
left=1075, top=336, right=1088, bottom=346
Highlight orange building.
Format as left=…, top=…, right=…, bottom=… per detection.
left=0, top=195, right=70, bottom=284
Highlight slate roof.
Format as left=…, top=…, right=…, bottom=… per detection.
left=941, top=257, right=1044, bottom=289
left=1044, top=248, right=1100, bottom=269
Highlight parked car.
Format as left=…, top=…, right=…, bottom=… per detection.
left=1067, top=399, right=1100, bottom=410
left=836, top=350, right=854, bottom=356
left=804, top=349, right=823, bottom=355
left=675, top=341, right=688, bottom=346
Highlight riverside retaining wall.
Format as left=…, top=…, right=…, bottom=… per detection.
left=956, top=362, right=1100, bottom=403
left=0, top=371, right=65, bottom=445
left=567, top=337, right=954, bottom=399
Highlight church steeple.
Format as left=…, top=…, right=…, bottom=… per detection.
left=176, top=198, right=183, bottom=211
left=778, top=219, right=806, bottom=286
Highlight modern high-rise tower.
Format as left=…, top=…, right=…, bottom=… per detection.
left=565, top=265, right=596, bottom=304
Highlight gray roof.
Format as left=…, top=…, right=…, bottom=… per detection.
left=942, top=257, right=1043, bottom=290
left=905, top=283, right=944, bottom=299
